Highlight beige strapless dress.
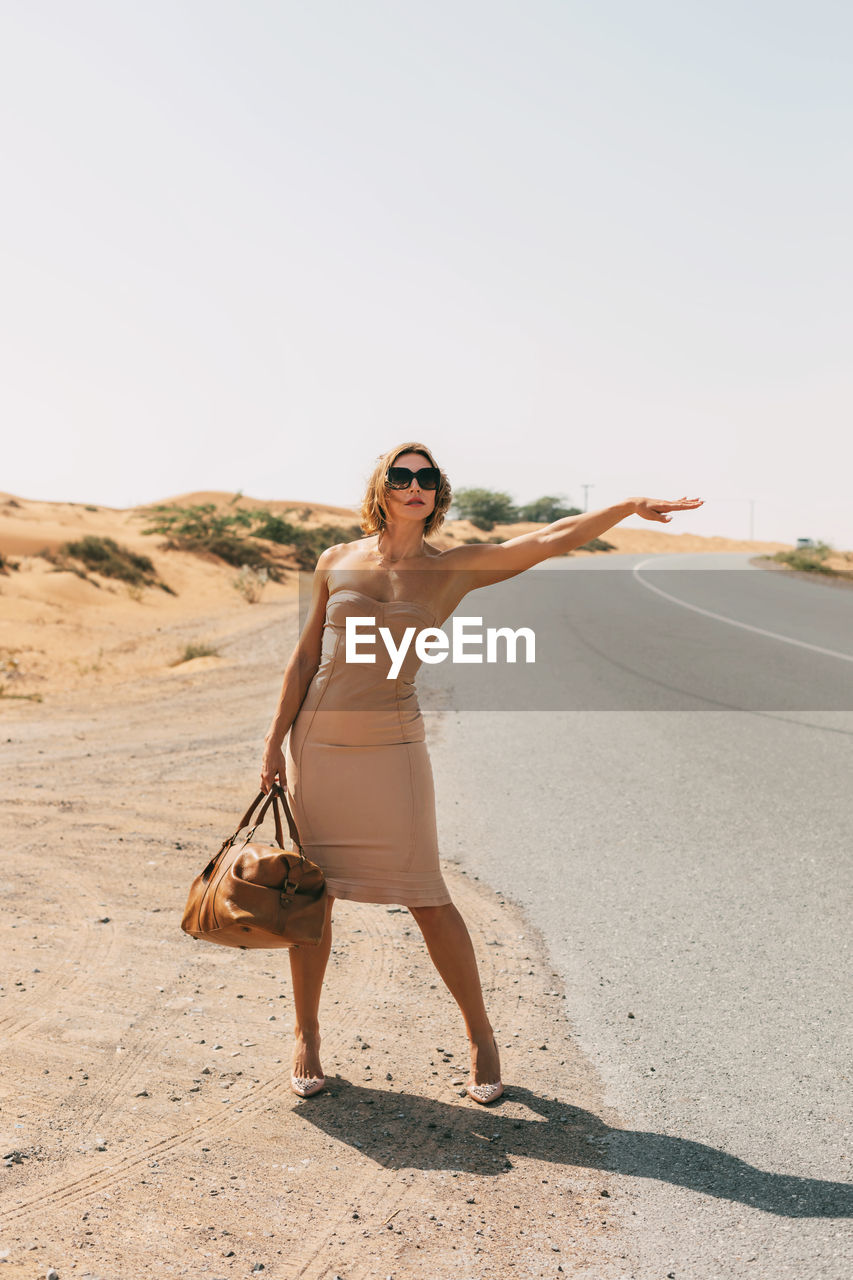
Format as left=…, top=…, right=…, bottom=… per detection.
left=283, top=589, right=452, bottom=907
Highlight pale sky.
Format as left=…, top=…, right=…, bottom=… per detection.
left=2, top=1, right=851, bottom=547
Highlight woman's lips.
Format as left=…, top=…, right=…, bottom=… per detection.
left=406, top=499, right=424, bottom=505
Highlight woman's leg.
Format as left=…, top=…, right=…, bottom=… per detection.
left=289, top=893, right=335, bottom=1077
left=408, top=901, right=501, bottom=1084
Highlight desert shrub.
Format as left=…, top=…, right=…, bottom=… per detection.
left=577, top=537, right=615, bottom=552
left=173, top=641, right=220, bottom=665
left=289, top=523, right=362, bottom=571
left=53, top=536, right=175, bottom=594
left=770, top=542, right=834, bottom=574
left=142, top=504, right=286, bottom=579
left=64, top=535, right=153, bottom=580
left=38, top=548, right=91, bottom=582
left=143, top=502, right=361, bottom=574
left=142, top=503, right=259, bottom=569
left=199, top=535, right=274, bottom=574
left=252, top=515, right=362, bottom=571
left=233, top=565, right=269, bottom=603
left=250, top=514, right=301, bottom=544
left=143, top=502, right=254, bottom=543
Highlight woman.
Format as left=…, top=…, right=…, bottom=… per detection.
left=260, top=442, right=702, bottom=1103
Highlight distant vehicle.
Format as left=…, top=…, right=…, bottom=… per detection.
left=796, top=537, right=815, bottom=549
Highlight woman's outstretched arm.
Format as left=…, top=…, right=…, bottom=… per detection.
left=443, top=495, right=704, bottom=587
left=535, top=495, right=704, bottom=555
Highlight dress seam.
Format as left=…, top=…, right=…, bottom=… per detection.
left=404, top=742, right=416, bottom=871
left=295, top=629, right=338, bottom=843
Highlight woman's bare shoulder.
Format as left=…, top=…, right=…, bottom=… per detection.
left=322, top=535, right=375, bottom=563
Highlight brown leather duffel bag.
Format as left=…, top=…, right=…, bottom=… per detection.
left=181, top=783, right=326, bottom=949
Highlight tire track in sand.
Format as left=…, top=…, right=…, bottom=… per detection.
left=0, top=896, right=397, bottom=1230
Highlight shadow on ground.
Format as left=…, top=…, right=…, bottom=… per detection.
left=293, top=1078, right=853, bottom=1219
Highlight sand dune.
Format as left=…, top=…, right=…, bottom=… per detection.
left=0, top=490, right=831, bottom=702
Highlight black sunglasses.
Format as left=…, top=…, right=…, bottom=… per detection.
left=386, top=466, right=440, bottom=490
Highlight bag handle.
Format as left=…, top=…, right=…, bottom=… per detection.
left=216, top=783, right=304, bottom=863
left=251, top=778, right=300, bottom=849
left=244, top=788, right=285, bottom=848
left=273, top=782, right=303, bottom=850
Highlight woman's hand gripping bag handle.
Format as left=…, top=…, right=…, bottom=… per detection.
left=180, top=782, right=327, bottom=949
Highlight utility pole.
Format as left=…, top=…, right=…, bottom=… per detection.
left=581, top=483, right=594, bottom=513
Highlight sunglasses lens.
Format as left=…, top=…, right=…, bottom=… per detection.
left=387, top=467, right=440, bottom=490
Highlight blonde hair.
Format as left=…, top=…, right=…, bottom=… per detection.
left=360, top=442, right=452, bottom=537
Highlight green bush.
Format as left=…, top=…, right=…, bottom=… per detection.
left=770, top=542, right=834, bottom=574
left=142, top=502, right=363, bottom=575
left=577, top=537, right=615, bottom=552
left=142, top=503, right=282, bottom=578
left=199, top=534, right=274, bottom=574
left=143, top=502, right=255, bottom=542
left=250, top=513, right=301, bottom=544
left=55, top=536, right=175, bottom=593
left=256, top=519, right=362, bottom=571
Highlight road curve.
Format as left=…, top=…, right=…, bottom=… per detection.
left=428, top=552, right=853, bottom=1279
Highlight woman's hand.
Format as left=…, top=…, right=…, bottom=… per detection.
left=631, top=496, right=704, bottom=524
left=260, top=740, right=287, bottom=795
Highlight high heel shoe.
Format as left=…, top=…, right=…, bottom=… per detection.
left=290, top=1074, right=326, bottom=1098
left=465, top=1035, right=504, bottom=1105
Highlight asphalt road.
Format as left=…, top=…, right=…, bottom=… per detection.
left=424, top=552, right=853, bottom=1279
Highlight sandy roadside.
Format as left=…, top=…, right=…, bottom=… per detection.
left=3, top=491, right=847, bottom=1276
left=1, top=594, right=631, bottom=1280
